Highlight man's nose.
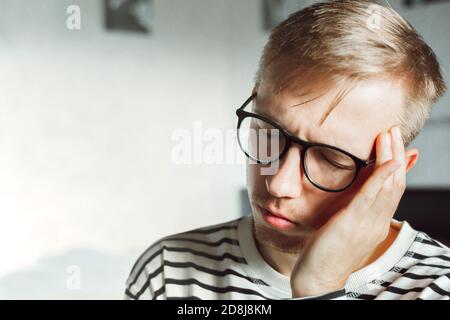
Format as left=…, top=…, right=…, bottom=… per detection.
left=265, top=145, right=303, bottom=198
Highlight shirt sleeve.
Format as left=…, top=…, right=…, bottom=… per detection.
left=123, top=242, right=164, bottom=300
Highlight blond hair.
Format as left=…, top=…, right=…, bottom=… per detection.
left=254, top=0, right=446, bottom=146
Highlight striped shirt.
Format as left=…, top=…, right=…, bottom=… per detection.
left=124, top=215, right=450, bottom=300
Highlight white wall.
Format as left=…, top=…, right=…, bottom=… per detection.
left=0, top=0, right=266, bottom=281
left=0, top=0, right=448, bottom=298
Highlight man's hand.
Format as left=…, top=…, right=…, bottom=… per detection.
left=290, top=126, right=406, bottom=297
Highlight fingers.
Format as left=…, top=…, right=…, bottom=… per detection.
left=376, top=132, right=394, bottom=188
left=354, top=159, right=400, bottom=208
left=390, top=126, right=406, bottom=191
left=352, top=125, right=405, bottom=211
left=375, top=132, right=392, bottom=168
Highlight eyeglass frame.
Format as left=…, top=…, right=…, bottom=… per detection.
left=236, top=92, right=376, bottom=192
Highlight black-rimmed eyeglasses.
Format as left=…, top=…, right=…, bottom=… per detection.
left=236, top=93, right=375, bottom=192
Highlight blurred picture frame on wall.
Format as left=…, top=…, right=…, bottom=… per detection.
left=262, top=0, right=317, bottom=31
left=104, top=0, right=153, bottom=34
left=404, top=0, right=450, bottom=7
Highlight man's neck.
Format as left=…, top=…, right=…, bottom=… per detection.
left=255, top=223, right=400, bottom=278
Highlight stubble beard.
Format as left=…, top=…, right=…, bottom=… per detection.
left=252, top=217, right=311, bottom=254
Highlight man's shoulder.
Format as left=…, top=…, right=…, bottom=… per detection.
left=392, top=230, right=450, bottom=299
left=407, top=230, right=450, bottom=262
left=127, top=216, right=246, bottom=275
left=125, top=216, right=247, bottom=299
left=161, top=216, right=244, bottom=243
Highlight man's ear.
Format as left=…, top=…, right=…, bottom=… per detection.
left=405, top=148, right=419, bottom=173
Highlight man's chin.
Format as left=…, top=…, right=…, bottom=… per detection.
left=252, top=214, right=314, bottom=253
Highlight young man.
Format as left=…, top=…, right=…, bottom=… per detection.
left=125, top=0, right=449, bottom=300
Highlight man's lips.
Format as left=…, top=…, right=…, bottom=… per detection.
left=260, top=207, right=297, bottom=229
left=262, top=208, right=295, bottom=223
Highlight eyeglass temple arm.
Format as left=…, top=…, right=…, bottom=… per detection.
left=237, top=93, right=257, bottom=112
left=365, top=158, right=376, bottom=167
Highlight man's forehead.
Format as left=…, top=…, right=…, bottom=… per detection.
left=253, top=97, right=370, bottom=159
left=254, top=79, right=404, bottom=159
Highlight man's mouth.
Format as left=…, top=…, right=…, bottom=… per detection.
left=259, top=206, right=298, bottom=230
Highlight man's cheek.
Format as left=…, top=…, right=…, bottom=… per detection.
left=247, top=162, right=265, bottom=182
left=351, top=167, right=373, bottom=191
left=328, top=169, right=373, bottom=211
left=246, top=163, right=262, bottom=194
left=312, top=168, right=378, bottom=229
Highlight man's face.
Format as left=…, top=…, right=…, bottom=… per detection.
left=247, top=77, right=406, bottom=253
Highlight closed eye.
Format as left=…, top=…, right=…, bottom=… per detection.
left=320, top=151, right=354, bottom=170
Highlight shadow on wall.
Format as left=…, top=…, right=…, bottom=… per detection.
left=0, top=248, right=141, bottom=299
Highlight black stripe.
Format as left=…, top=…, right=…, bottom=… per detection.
left=162, top=246, right=247, bottom=263
left=304, top=289, right=346, bottom=300
left=167, top=296, right=202, bottom=300
left=128, top=246, right=165, bottom=289
left=132, top=260, right=268, bottom=299
left=144, top=261, right=263, bottom=285
left=154, top=278, right=272, bottom=300
left=127, top=221, right=240, bottom=279
left=182, top=223, right=239, bottom=235
left=379, top=278, right=450, bottom=297
left=132, top=260, right=269, bottom=299
left=390, top=263, right=450, bottom=275
left=389, top=267, right=407, bottom=274
left=401, top=272, right=441, bottom=280
left=415, top=262, right=450, bottom=270
left=127, top=242, right=161, bottom=280
left=408, top=252, right=450, bottom=262
left=125, top=288, right=137, bottom=300
left=146, top=265, right=164, bottom=282
left=384, top=285, right=423, bottom=295
left=348, top=293, right=377, bottom=300
left=152, top=285, right=165, bottom=300
left=378, top=280, right=450, bottom=298
left=134, top=277, right=153, bottom=298
left=163, top=261, right=269, bottom=286
left=127, top=246, right=247, bottom=289
left=428, top=283, right=450, bottom=298
left=128, top=237, right=241, bottom=284
left=165, top=237, right=239, bottom=247
left=415, top=237, right=445, bottom=248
